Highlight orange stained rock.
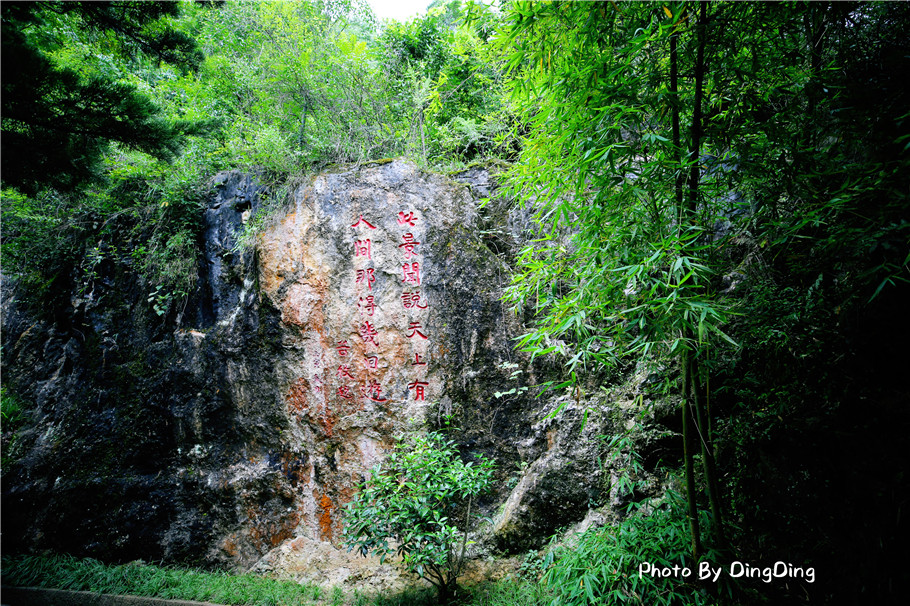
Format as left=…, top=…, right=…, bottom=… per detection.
left=287, top=377, right=337, bottom=436
left=321, top=407, right=336, bottom=437
left=221, top=536, right=239, bottom=558
left=256, top=196, right=329, bottom=319
left=279, top=281, right=329, bottom=328
left=318, top=493, right=334, bottom=541
left=286, top=378, right=309, bottom=419
left=247, top=506, right=300, bottom=552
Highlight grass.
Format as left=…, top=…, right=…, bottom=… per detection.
left=0, top=553, right=552, bottom=606
left=1, top=554, right=321, bottom=606
left=1, top=385, right=29, bottom=468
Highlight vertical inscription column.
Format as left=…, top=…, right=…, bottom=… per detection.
left=348, top=215, right=388, bottom=408
left=397, top=211, right=431, bottom=403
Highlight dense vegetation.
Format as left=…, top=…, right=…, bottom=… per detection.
left=2, top=1, right=908, bottom=604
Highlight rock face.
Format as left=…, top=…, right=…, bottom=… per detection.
left=1, top=160, right=661, bottom=584
left=252, top=161, right=531, bottom=546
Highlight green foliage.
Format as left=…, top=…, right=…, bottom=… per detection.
left=492, top=361, right=530, bottom=399
left=2, top=2, right=907, bottom=602
left=1, top=386, right=27, bottom=430
left=540, top=491, right=729, bottom=606
left=1, top=178, right=204, bottom=319
left=0, top=553, right=322, bottom=606
left=0, top=1, right=207, bottom=194
left=1, top=0, right=517, bottom=321
left=366, top=578, right=550, bottom=606
left=603, top=430, right=648, bottom=506
left=0, top=0, right=215, bottom=316
left=496, top=3, right=738, bottom=560
left=183, top=0, right=405, bottom=169
left=1, top=385, right=30, bottom=469
left=0, top=187, right=82, bottom=304
left=497, top=1, right=735, bottom=382
left=137, top=225, right=199, bottom=308
left=495, top=1, right=909, bottom=580
left=377, top=4, right=517, bottom=168
left=718, top=2, right=910, bottom=310
left=460, top=578, right=552, bottom=606
left=380, top=13, right=450, bottom=77
left=343, top=431, right=495, bottom=602
left=1, top=551, right=555, bottom=606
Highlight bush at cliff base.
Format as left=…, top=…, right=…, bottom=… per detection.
left=343, top=431, right=494, bottom=603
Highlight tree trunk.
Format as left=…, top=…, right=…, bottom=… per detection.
left=684, top=1, right=729, bottom=558
left=436, top=581, right=456, bottom=605
left=691, top=354, right=728, bottom=553
left=670, top=21, right=683, bottom=219
left=685, top=2, right=707, bottom=222
left=298, top=97, right=309, bottom=152
left=672, top=20, right=702, bottom=564
left=681, top=348, right=702, bottom=562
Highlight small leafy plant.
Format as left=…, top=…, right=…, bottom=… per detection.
left=1, top=386, right=29, bottom=468
left=343, top=431, right=495, bottom=604
left=540, top=489, right=729, bottom=606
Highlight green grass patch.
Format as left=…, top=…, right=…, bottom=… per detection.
left=366, top=578, right=551, bottom=606
left=1, top=386, right=27, bottom=431
left=1, top=554, right=321, bottom=606
left=0, top=553, right=551, bottom=606
left=1, top=385, right=30, bottom=468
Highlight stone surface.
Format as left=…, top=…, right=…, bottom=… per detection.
left=1, top=160, right=671, bottom=590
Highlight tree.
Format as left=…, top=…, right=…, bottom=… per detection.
left=498, top=0, right=910, bottom=576
left=375, top=2, right=515, bottom=166
left=498, top=0, right=735, bottom=561
left=343, top=432, right=494, bottom=604
left=1, top=1, right=204, bottom=194
left=185, top=0, right=407, bottom=169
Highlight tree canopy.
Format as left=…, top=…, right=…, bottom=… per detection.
left=1, top=1, right=205, bottom=194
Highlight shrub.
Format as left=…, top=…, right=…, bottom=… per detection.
left=343, top=431, right=494, bottom=604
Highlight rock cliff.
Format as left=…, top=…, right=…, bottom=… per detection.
left=1, top=160, right=667, bottom=588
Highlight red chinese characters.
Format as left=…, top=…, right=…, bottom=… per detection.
left=354, top=239, right=371, bottom=259
left=398, top=233, right=420, bottom=258
left=359, top=295, right=376, bottom=316
left=396, top=209, right=430, bottom=400
left=397, top=211, right=417, bottom=227
left=335, top=213, right=388, bottom=407
left=361, top=379, right=387, bottom=402
left=359, top=321, right=379, bottom=346
left=406, top=321, right=428, bottom=340
left=401, top=290, right=428, bottom=309
left=401, top=262, right=420, bottom=285
left=408, top=380, right=429, bottom=401
left=329, top=209, right=434, bottom=407
left=351, top=215, right=377, bottom=229
left=356, top=268, right=375, bottom=290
